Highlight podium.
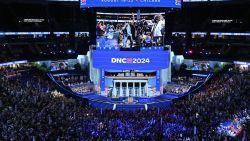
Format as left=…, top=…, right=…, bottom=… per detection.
left=128, top=96, right=134, bottom=104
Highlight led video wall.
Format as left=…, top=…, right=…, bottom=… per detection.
left=96, top=11, right=166, bottom=48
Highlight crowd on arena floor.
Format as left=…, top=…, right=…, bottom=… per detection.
left=173, top=72, right=250, bottom=139
left=0, top=65, right=250, bottom=140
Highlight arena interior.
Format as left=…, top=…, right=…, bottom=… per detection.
left=0, top=0, right=250, bottom=140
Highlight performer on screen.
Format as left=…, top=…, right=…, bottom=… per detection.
left=144, top=32, right=152, bottom=47
left=151, top=14, right=165, bottom=46
left=107, top=24, right=115, bottom=40
left=122, top=13, right=136, bottom=48
left=96, top=21, right=106, bottom=36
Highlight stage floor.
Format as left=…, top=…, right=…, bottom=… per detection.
left=77, top=93, right=177, bottom=111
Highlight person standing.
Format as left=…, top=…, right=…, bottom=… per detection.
left=151, top=15, right=165, bottom=46
left=122, top=13, right=136, bottom=48
left=96, top=21, right=106, bottom=36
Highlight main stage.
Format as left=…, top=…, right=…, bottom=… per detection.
left=48, top=69, right=212, bottom=111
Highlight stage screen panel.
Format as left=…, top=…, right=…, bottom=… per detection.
left=80, top=0, right=181, bottom=8
left=92, top=50, right=169, bottom=70
left=96, top=11, right=166, bottom=48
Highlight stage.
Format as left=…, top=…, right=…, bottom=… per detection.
left=47, top=70, right=212, bottom=111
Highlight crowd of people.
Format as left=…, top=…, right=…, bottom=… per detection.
left=0, top=65, right=250, bottom=140
left=163, top=84, right=190, bottom=94
left=171, top=76, right=205, bottom=86
left=0, top=65, right=89, bottom=140
left=56, top=75, right=90, bottom=86
left=70, top=84, right=95, bottom=94
left=173, top=72, right=250, bottom=139
left=55, top=75, right=94, bottom=94
left=163, top=75, right=206, bottom=94
left=217, top=109, right=249, bottom=137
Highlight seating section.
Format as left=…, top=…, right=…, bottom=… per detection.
left=0, top=65, right=249, bottom=140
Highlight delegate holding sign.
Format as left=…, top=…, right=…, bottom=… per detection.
left=92, top=50, right=169, bottom=70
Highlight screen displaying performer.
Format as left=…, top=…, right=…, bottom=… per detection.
left=96, top=11, right=165, bottom=48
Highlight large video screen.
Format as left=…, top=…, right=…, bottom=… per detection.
left=80, top=0, right=181, bottom=8
left=96, top=11, right=166, bottom=48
